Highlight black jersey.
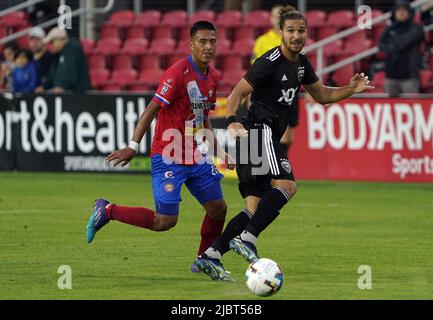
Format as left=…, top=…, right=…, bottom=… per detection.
left=244, top=46, right=319, bottom=139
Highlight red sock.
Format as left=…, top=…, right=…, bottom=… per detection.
left=106, top=204, right=155, bottom=230
left=197, top=213, right=225, bottom=256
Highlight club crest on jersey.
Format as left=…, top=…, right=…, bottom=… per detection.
left=280, top=159, right=292, bottom=174
left=161, top=84, right=169, bottom=96
left=298, top=66, right=305, bottom=82
left=164, top=182, right=175, bottom=192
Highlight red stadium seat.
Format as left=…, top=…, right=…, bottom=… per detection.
left=316, top=26, right=338, bottom=40
left=100, top=84, right=122, bottom=92
left=0, top=26, right=7, bottom=38
left=221, top=55, right=243, bottom=71
left=176, top=40, right=191, bottom=55
left=152, top=25, right=173, bottom=40
left=216, top=39, right=232, bottom=56
left=161, top=10, right=187, bottom=28
left=149, top=38, right=176, bottom=55
left=0, top=12, right=28, bottom=28
left=90, top=68, right=110, bottom=87
left=231, top=39, right=255, bottom=56
left=139, top=69, right=164, bottom=89
left=129, top=84, right=149, bottom=92
left=99, top=25, right=120, bottom=39
left=121, top=38, right=149, bottom=55
left=420, top=70, right=432, bottom=92
left=80, top=38, right=95, bottom=55
left=111, top=69, right=138, bottom=86
left=343, top=38, right=373, bottom=55
left=166, top=54, right=185, bottom=68
left=245, top=10, right=270, bottom=29
left=370, top=71, right=385, bottom=92
left=87, top=53, right=107, bottom=69
left=304, top=10, right=327, bottom=28
left=138, top=54, right=161, bottom=70
left=327, top=10, right=355, bottom=28
left=135, top=10, right=162, bottom=28
left=112, top=54, right=133, bottom=70
left=94, top=38, right=122, bottom=55
left=125, top=26, right=146, bottom=40
left=323, top=40, right=344, bottom=57
left=233, top=26, right=255, bottom=41
left=346, top=30, right=368, bottom=41
left=189, top=10, right=216, bottom=23
left=106, top=10, right=135, bottom=28
left=215, top=10, right=243, bottom=28
left=372, top=24, right=386, bottom=43
left=331, top=64, right=355, bottom=86
left=220, top=69, right=246, bottom=87
left=178, top=26, right=190, bottom=41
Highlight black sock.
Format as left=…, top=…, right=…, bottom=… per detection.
left=245, top=187, right=291, bottom=237
left=212, top=209, right=252, bottom=255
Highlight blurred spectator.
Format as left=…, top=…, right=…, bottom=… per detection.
left=251, top=4, right=282, bottom=64
left=0, top=42, right=19, bottom=90
left=39, top=27, right=91, bottom=93
left=378, top=0, right=424, bottom=97
left=28, top=27, right=54, bottom=87
left=12, top=49, right=39, bottom=93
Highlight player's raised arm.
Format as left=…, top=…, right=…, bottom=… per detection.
left=303, top=73, right=374, bottom=105
left=225, top=78, right=253, bottom=138
left=106, top=101, right=161, bottom=167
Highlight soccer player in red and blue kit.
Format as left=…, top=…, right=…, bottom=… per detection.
left=86, top=21, right=234, bottom=280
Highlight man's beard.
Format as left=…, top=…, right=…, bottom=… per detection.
left=282, top=38, right=304, bottom=55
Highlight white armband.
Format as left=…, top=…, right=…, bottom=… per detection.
left=128, top=140, right=139, bottom=152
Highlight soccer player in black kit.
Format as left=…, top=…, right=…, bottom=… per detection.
left=194, top=6, right=374, bottom=281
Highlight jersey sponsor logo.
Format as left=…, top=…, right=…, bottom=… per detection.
left=187, top=81, right=213, bottom=110
left=164, top=182, right=175, bottom=192
left=278, top=88, right=298, bottom=105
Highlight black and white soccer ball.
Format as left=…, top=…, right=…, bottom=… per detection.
left=245, top=258, right=284, bottom=297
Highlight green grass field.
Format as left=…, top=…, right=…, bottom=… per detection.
left=0, top=172, right=432, bottom=300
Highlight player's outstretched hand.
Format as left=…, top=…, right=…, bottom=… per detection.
left=350, top=73, right=375, bottom=93
left=106, top=147, right=136, bottom=167
left=227, top=122, right=248, bottom=139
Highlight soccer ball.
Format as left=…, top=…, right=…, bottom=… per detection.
left=245, top=258, right=284, bottom=297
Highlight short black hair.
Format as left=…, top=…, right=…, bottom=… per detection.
left=279, top=5, right=308, bottom=29
left=14, top=49, right=33, bottom=61
left=4, top=42, right=19, bottom=53
left=190, top=20, right=216, bottom=38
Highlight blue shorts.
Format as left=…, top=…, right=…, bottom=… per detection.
left=151, top=154, right=224, bottom=216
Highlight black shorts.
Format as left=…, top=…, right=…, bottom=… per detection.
left=236, top=120, right=295, bottom=199
left=288, top=95, right=299, bottom=128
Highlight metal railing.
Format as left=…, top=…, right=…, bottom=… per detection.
left=0, top=0, right=114, bottom=44
left=303, top=0, right=432, bottom=78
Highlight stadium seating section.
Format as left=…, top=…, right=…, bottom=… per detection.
left=1, top=9, right=432, bottom=93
